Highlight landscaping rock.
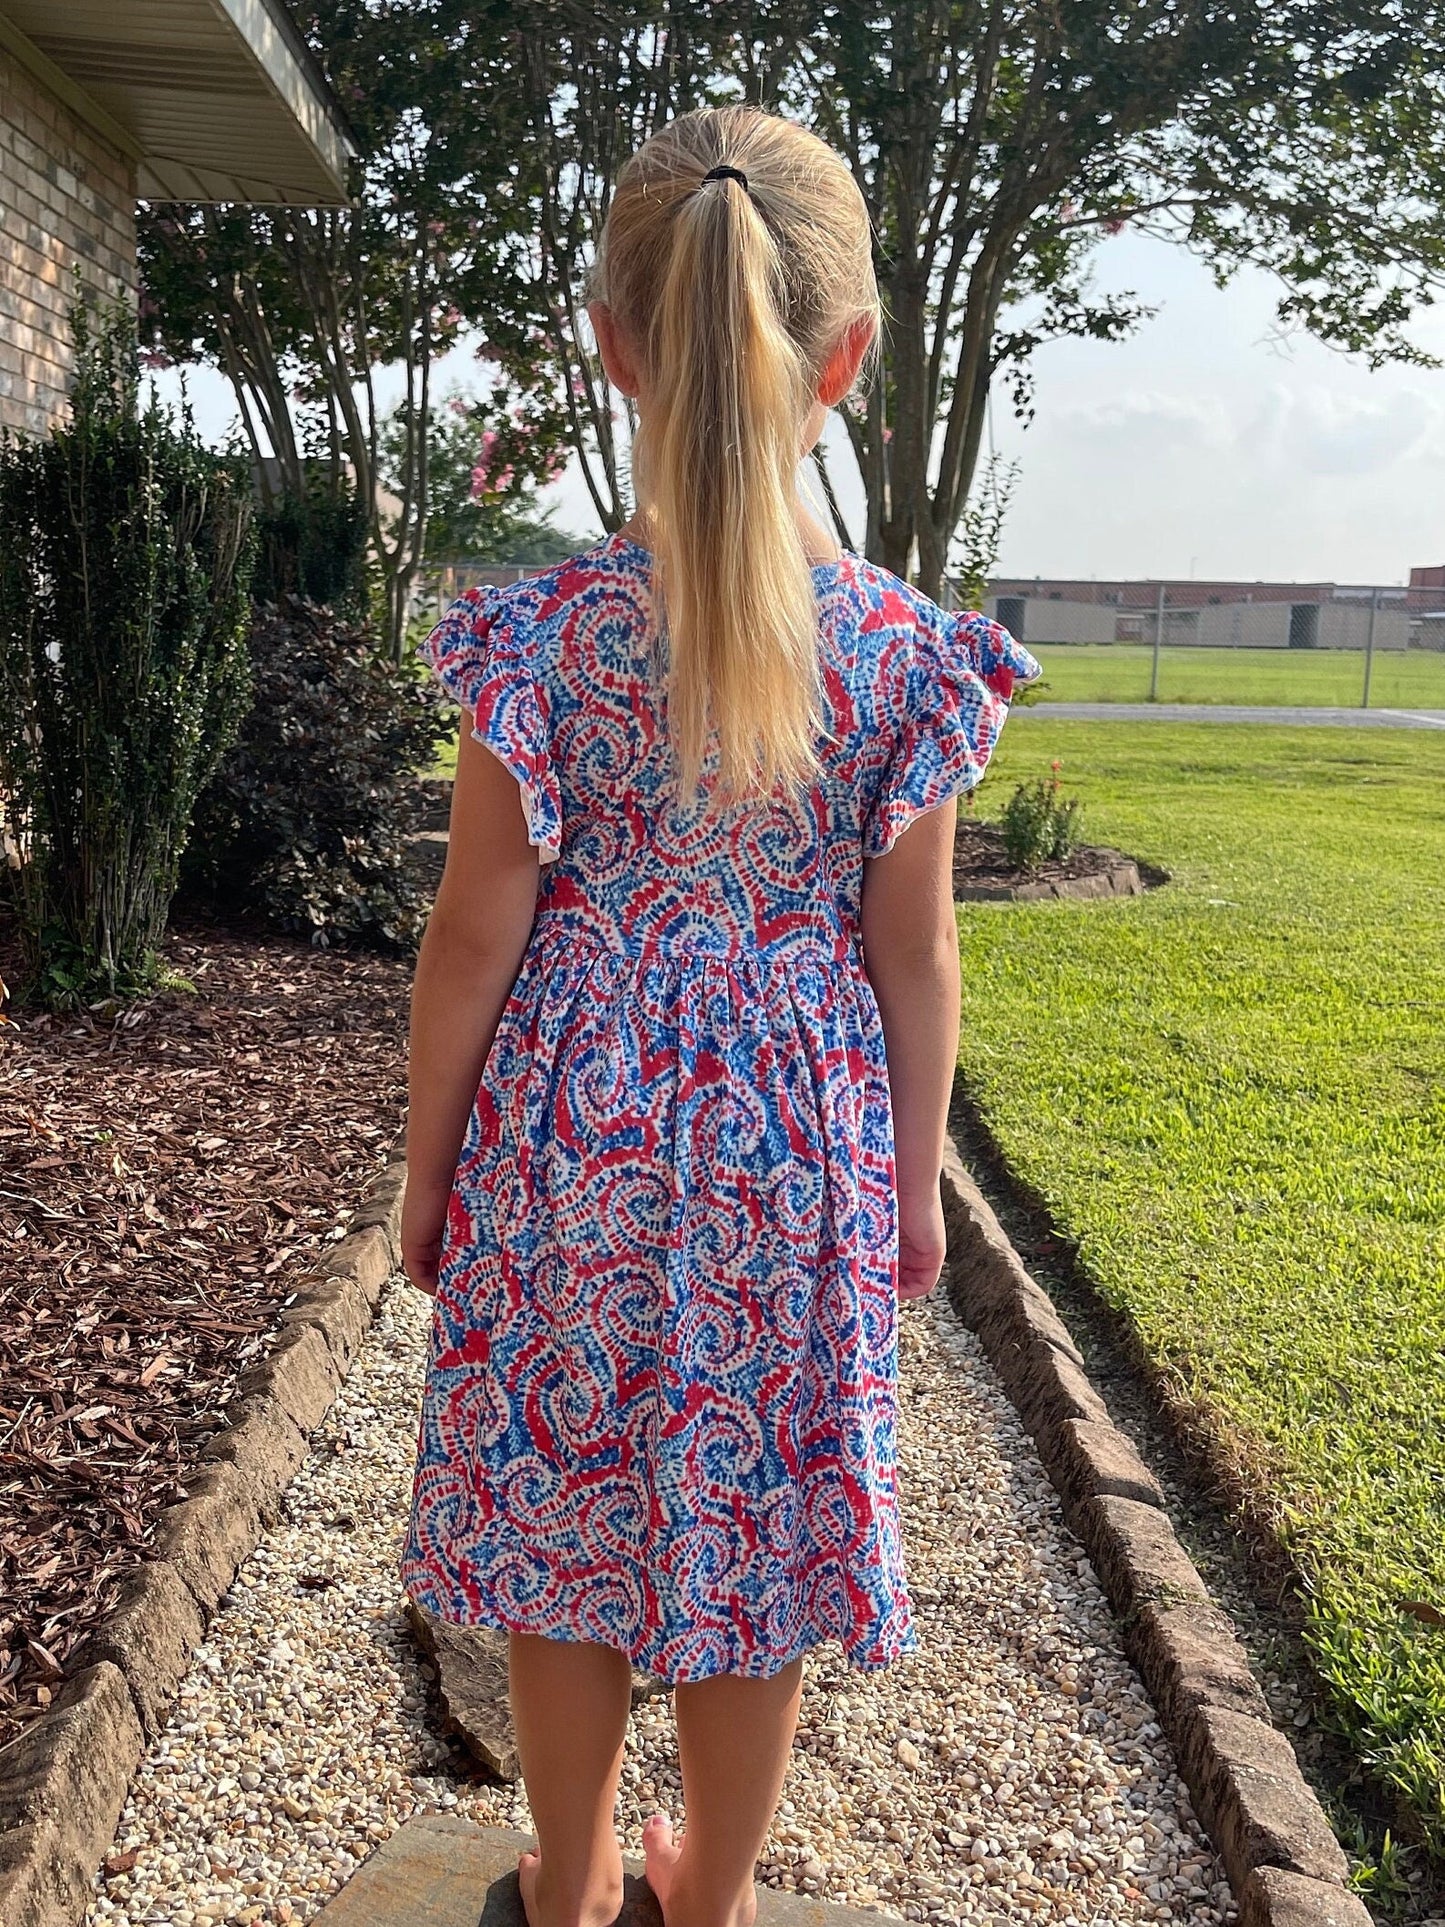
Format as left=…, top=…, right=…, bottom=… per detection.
left=1051, top=1417, right=1166, bottom=1513
left=1071, top=1492, right=1211, bottom=1616
left=1125, top=1599, right=1274, bottom=1730
left=405, top=1608, right=667, bottom=1784
left=68, top=1564, right=205, bottom=1743
left=311, top=1813, right=904, bottom=1927
left=1176, top=1706, right=1349, bottom=1888
left=0, top=1664, right=142, bottom=1927
left=200, top=1390, right=310, bottom=1519
left=242, top=1319, right=344, bottom=1435
left=1236, top=1865, right=1374, bottom=1927
left=321, top=1226, right=398, bottom=1313
left=936, top=1130, right=1357, bottom=1923
left=405, top=1608, right=520, bottom=1783
left=282, top=1276, right=375, bottom=1375
left=148, top=1461, right=262, bottom=1616
left=347, top=1158, right=410, bottom=1244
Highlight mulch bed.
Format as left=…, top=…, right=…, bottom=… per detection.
left=0, top=909, right=410, bottom=1754
left=952, top=816, right=1165, bottom=896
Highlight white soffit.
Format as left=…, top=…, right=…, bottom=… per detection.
left=0, top=0, right=355, bottom=205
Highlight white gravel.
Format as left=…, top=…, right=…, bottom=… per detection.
left=87, top=1275, right=1234, bottom=1927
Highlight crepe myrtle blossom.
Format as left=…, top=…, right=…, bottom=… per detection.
left=470, top=430, right=515, bottom=498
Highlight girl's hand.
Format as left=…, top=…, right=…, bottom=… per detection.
left=402, top=1176, right=451, bottom=1297
left=897, top=1184, right=947, bottom=1302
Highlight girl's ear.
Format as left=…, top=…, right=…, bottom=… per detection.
left=588, top=301, right=642, bottom=400
left=816, top=316, right=877, bottom=409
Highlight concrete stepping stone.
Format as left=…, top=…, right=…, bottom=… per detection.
left=312, top=1812, right=904, bottom=1927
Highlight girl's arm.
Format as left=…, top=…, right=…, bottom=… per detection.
left=858, top=800, right=962, bottom=1302
left=403, top=717, right=543, bottom=1294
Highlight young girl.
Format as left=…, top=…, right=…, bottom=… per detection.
left=400, top=104, right=1039, bottom=1927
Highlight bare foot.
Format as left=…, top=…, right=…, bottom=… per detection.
left=642, top=1813, right=684, bottom=1914
left=642, top=1815, right=757, bottom=1927
left=517, top=1846, right=623, bottom=1927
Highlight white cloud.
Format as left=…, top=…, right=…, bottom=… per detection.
left=1052, top=390, right=1235, bottom=454
left=1273, top=386, right=1438, bottom=477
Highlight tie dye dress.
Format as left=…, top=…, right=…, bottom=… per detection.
left=401, top=531, right=1040, bottom=1684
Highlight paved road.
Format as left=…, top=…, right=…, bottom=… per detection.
left=1027, top=702, right=1445, bottom=730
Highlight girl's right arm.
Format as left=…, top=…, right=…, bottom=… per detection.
left=859, top=800, right=963, bottom=1302
left=403, top=717, right=541, bottom=1294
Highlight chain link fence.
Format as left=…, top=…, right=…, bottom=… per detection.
left=966, top=576, right=1445, bottom=709
left=419, top=563, right=1445, bottom=710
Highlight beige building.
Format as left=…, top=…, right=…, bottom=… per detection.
left=0, top=0, right=353, bottom=438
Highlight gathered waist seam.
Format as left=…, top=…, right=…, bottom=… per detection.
left=529, top=909, right=861, bottom=967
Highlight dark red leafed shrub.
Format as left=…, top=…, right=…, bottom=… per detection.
left=185, top=597, right=451, bottom=948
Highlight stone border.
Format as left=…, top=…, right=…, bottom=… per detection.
left=0, top=1149, right=408, bottom=1927
left=954, top=856, right=1144, bottom=902
left=938, top=1136, right=1371, bottom=1927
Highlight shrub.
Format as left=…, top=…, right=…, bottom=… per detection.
left=999, top=760, right=1083, bottom=872
left=185, top=596, right=452, bottom=947
left=0, top=302, right=253, bottom=1005
left=251, top=477, right=370, bottom=615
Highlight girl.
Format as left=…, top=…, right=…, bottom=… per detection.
left=400, top=104, right=1040, bottom=1927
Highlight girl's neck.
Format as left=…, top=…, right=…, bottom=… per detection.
left=618, top=503, right=844, bottom=569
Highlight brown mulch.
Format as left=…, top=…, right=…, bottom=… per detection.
left=0, top=911, right=411, bottom=1753
left=952, top=816, right=1165, bottom=894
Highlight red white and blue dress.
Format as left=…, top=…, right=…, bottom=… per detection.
left=402, top=531, right=1040, bottom=1684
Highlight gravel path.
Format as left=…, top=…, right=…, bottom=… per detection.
left=87, top=1277, right=1233, bottom=1927
left=1031, top=702, right=1445, bottom=729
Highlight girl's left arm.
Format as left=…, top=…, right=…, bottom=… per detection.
left=403, top=717, right=542, bottom=1294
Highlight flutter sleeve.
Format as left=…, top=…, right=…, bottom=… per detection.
left=418, top=587, right=563, bottom=864
left=862, top=609, right=1043, bottom=858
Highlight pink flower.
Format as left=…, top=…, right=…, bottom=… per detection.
left=470, top=430, right=515, bottom=497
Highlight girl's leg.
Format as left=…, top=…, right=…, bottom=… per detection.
left=643, top=1659, right=804, bottom=1927
left=508, top=1632, right=632, bottom=1927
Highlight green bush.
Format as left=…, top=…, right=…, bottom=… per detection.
left=0, top=302, right=253, bottom=1005
left=184, top=596, right=452, bottom=948
left=251, top=477, right=370, bottom=615
left=999, top=760, right=1083, bottom=872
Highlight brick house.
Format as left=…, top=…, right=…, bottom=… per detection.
left=0, top=0, right=353, bottom=438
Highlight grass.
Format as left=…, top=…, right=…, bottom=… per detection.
left=1025, top=642, right=1445, bottom=709
left=955, top=720, right=1445, bottom=1852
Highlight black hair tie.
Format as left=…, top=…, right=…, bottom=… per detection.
left=701, top=164, right=749, bottom=191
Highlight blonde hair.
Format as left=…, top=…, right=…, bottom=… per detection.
left=592, top=106, right=879, bottom=806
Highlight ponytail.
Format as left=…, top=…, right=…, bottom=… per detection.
left=639, top=177, right=821, bottom=805
left=594, top=107, right=879, bottom=809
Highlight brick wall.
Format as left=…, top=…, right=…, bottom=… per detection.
left=0, top=45, right=137, bottom=439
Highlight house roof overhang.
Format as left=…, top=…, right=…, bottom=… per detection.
left=0, top=0, right=355, bottom=205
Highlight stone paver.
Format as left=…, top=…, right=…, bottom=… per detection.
left=311, top=1813, right=900, bottom=1925
left=87, top=1276, right=1234, bottom=1927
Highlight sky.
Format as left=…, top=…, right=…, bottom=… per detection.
left=155, top=228, right=1445, bottom=589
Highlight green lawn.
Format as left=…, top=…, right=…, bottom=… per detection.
left=955, top=720, right=1445, bottom=1850
left=1026, top=642, right=1445, bottom=709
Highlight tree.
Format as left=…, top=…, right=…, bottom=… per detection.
left=492, top=4, right=1445, bottom=595
left=778, top=0, right=1445, bottom=593
left=380, top=390, right=579, bottom=565
left=141, top=2, right=1445, bottom=606
left=140, top=0, right=539, bottom=654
